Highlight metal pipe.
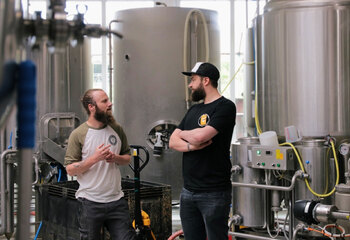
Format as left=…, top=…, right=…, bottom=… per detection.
left=33, top=155, right=39, bottom=184
left=16, top=149, right=34, bottom=240
left=0, top=149, right=17, bottom=235
left=229, top=231, right=284, bottom=240
left=290, top=189, right=295, bottom=240
left=292, top=223, right=306, bottom=240
left=330, top=211, right=350, bottom=221
left=232, top=170, right=305, bottom=191
left=108, top=20, right=119, bottom=100
left=6, top=154, right=15, bottom=238
left=243, top=28, right=256, bottom=136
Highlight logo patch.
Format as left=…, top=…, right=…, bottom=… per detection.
left=198, top=114, right=210, bottom=127
left=108, top=135, right=117, bottom=146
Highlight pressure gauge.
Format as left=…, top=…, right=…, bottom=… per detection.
left=339, top=143, right=350, bottom=156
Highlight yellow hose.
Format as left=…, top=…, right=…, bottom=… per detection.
left=221, top=61, right=255, bottom=95
left=249, top=59, right=262, bottom=135
left=220, top=60, right=261, bottom=133
left=280, top=141, right=339, bottom=198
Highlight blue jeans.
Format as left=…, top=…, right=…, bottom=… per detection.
left=78, top=197, right=136, bottom=240
left=180, top=188, right=231, bottom=240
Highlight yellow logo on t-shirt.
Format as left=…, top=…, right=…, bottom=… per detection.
left=198, top=114, right=210, bottom=127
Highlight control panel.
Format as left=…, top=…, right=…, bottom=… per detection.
left=251, top=146, right=296, bottom=170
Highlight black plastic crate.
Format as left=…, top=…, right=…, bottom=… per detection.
left=38, top=178, right=172, bottom=240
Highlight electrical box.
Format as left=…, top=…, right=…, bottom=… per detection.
left=251, top=146, right=296, bottom=170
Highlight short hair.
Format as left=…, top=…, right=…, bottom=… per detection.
left=200, top=76, right=218, bottom=88
left=210, top=78, right=218, bottom=88
left=81, top=89, right=103, bottom=115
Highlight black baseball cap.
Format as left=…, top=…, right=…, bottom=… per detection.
left=182, top=62, right=220, bottom=81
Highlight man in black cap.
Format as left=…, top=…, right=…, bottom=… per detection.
left=169, top=62, right=236, bottom=240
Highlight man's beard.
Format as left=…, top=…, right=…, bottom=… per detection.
left=191, top=83, right=206, bottom=102
left=94, top=106, right=115, bottom=125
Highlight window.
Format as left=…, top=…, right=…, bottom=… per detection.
left=25, top=0, right=266, bottom=139
left=26, top=0, right=47, bottom=18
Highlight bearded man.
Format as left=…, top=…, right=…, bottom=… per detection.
left=169, top=62, right=237, bottom=240
left=65, top=89, right=136, bottom=240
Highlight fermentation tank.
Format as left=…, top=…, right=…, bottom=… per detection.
left=26, top=40, right=93, bottom=164
left=259, top=0, right=350, bottom=138
left=231, top=138, right=266, bottom=227
left=231, top=1, right=350, bottom=238
left=113, top=7, right=220, bottom=199
left=0, top=0, right=20, bottom=151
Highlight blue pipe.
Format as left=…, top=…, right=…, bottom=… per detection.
left=7, top=131, right=13, bottom=149
left=58, top=168, right=62, bottom=182
left=34, top=221, right=42, bottom=240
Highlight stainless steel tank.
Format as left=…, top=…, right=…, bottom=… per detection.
left=0, top=0, right=18, bottom=89
left=113, top=7, right=220, bottom=199
left=27, top=40, right=92, bottom=123
left=0, top=0, right=19, bottom=143
left=259, top=0, right=350, bottom=137
left=295, top=139, right=332, bottom=202
left=26, top=40, right=92, bottom=164
left=231, top=138, right=266, bottom=227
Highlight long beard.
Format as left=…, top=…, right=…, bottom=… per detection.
left=94, top=108, right=115, bottom=125
left=191, top=84, right=206, bottom=102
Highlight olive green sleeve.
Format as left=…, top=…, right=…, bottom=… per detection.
left=64, top=123, right=88, bottom=166
left=111, top=122, right=130, bottom=155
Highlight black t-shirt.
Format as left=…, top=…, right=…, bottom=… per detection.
left=178, top=96, right=236, bottom=192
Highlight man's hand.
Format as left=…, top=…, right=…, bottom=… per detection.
left=92, top=143, right=112, bottom=163
left=105, top=151, right=117, bottom=163
left=105, top=151, right=131, bottom=165
left=66, top=143, right=111, bottom=176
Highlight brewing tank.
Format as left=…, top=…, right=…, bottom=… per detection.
left=295, top=139, right=332, bottom=203
left=27, top=40, right=93, bottom=123
left=0, top=0, right=18, bottom=89
left=259, top=0, right=350, bottom=137
left=231, top=138, right=266, bottom=227
left=26, top=40, right=93, bottom=163
left=113, top=7, right=220, bottom=199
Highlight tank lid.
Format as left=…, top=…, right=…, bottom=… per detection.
left=301, top=139, right=326, bottom=147
left=265, top=0, right=350, bottom=12
left=237, top=137, right=260, bottom=144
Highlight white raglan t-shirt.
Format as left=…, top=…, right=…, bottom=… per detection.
left=64, top=122, right=130, bottom=203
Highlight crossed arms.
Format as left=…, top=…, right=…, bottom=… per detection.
left=169, top=126, right=218, bottom=152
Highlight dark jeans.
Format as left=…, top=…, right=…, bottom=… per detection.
left=180, top=188, right=231, bottom=240
left=78, top=197, right=136, bottom=240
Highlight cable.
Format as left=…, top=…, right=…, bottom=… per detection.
left=254, top=74, right=262, bottom=135
left=280, top=140, right=340, bottom=198
left=282, top=209, right=289, bottom=240
left=34, top=221, right=42, bottom=240
left=307, top=224, right=350, bottom=238
left=266, top=211, right=281, bottom=239
left=221, top=61, right=255, bottom=95
left=168, top=229, right=184, bottom=240
left=57, top=168, right=62, bottom=183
